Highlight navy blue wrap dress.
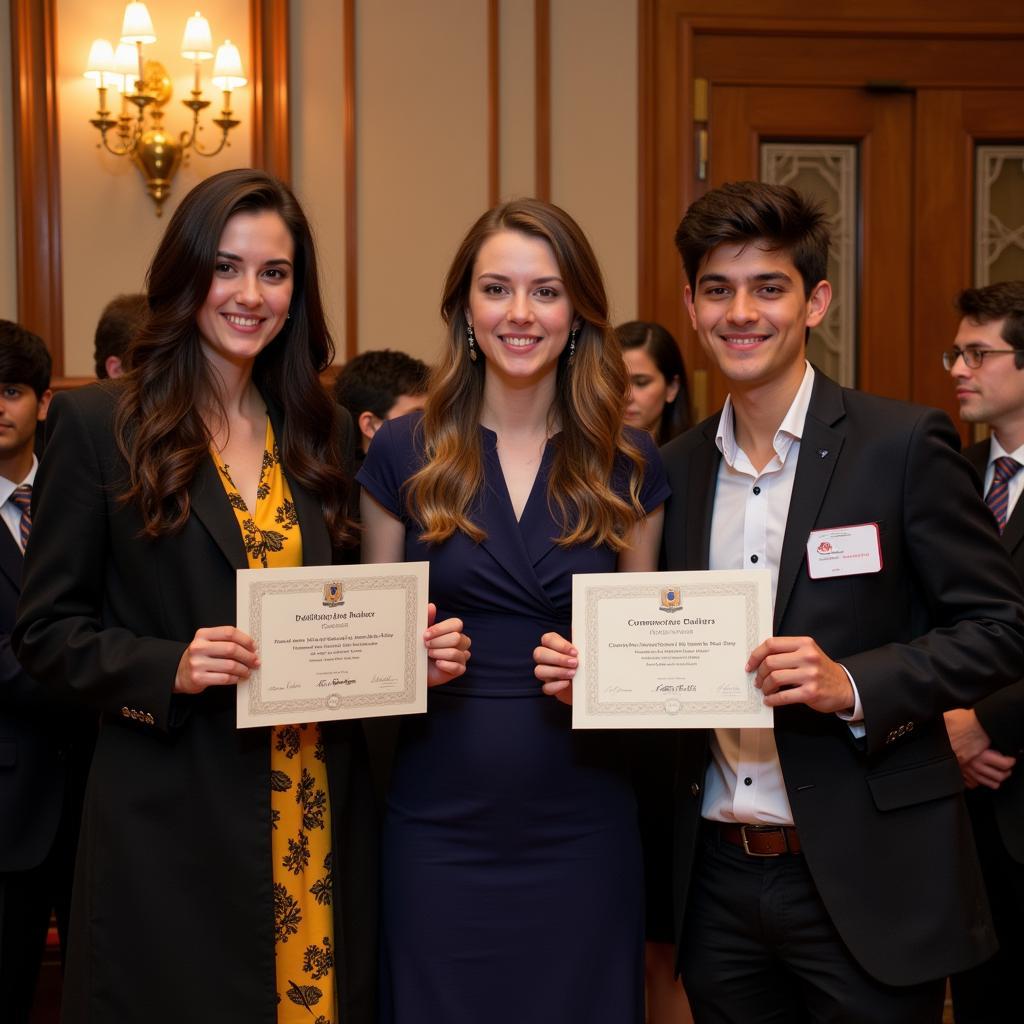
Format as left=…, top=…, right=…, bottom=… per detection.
left=357, top=413, right=670, bottom=1024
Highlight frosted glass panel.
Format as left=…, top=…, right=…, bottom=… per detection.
left=761, top=144, right=858, bottom=386
left=976, top=147, right=1024, bottom=286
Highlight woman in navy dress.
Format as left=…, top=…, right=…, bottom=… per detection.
left=358, top=198, right=668, bottom=1023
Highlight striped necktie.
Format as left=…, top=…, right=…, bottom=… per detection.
left=985, top=456, right=1022, bottom=534
left=10, top=483, right=32, bottom=551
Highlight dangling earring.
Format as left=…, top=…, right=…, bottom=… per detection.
left=467, top=322, right=478, bottom=362
left=568, top=327, right=579, bottom=361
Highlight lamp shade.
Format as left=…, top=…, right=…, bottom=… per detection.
left=120, top=2, right=156, bottom=44
left=84, top=39, right=117, bottom=84
left=113, top=42, right=139, bottom=92
left=211, top=41, right=247, bottom=89
left=181, top=12, right=213, bottom=60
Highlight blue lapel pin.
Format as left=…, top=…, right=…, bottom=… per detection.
left=817, top=449, right=829, bottom=459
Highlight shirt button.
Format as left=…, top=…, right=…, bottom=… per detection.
left=752, top=486, right=761, bottom=495
left=744, top=777, right=752, bottom=786
left=750, top=554, right=759, bottom=564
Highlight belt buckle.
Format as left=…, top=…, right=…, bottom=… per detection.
left=740, top=824, right=783, bottom=857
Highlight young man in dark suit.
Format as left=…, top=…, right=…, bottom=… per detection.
left=943, top=280, right=1024, bottom=1024
left=0, top=320, right=61, bottom=1022
left=659, top=184, right=1024, bottom=1022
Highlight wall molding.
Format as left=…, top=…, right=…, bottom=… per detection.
left=534, top=0, right=550, bottom=201
left=250, top=0, right=291, bottom=183
left=343, top=0, right=357, bottom=360
left=488, top=0, right=499, bottom=206
left=11, top=0, right=64, bottom=376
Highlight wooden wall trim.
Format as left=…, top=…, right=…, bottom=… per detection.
left=11, top=0, right=63, bottom=377
left=344, top=0, right=358, bottom=359
left=250, top=0, right=291, bottom=184
left=534, top=0, right=550, bottom=201
left=637, top=0, right=656, bottom=315
left=487, top=0, right=500, bottom=206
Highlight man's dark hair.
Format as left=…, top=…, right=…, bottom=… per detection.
left=94, top=293, right=149, bottom=378
left=674, top=181, right=830, bottom=298
left=0, top=320, right=52, bottom=397
left=333, top=349, right=429, bottom=420
left=955, top=282, right=1024, bottom=358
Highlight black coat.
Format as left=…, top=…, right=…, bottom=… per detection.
left=0, top=523, right=67, bottom=873
left=964, top=440, right=1024, bottom=863
left=660, top=371, right=1024, bottom=987
left=13, top=382, right=377, bottom=1024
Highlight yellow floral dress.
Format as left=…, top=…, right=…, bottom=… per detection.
left=212, top=420, right=338, bottom=1024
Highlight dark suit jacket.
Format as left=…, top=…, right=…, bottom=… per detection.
left=13, top=383, right=377, bottom=1024
left=964, top=440, right=1024, bottom=863
left=660, top=370, right=1024, bottom=987
left=0, top=522, right=66, bottom=873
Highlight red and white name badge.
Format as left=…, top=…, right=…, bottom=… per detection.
left=806, top=523, right=883, bottom=579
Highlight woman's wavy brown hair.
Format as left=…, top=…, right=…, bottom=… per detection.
left=407, top=198, right=646, bottom=551
left=114, top=168, right=352, bottom=544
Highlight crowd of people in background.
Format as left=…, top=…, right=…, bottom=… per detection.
left=2, top=167, right=1024, bottom=1024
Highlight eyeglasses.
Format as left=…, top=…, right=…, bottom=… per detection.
left=941, top=346, right=1019, bottom=371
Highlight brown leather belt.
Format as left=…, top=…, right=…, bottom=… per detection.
left=716, top=822, right=802, bottom=857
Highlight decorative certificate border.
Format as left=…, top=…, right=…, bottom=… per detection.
left=245, top=572, right=421, bottom=716
left=581, top=579, right=764, bottom=718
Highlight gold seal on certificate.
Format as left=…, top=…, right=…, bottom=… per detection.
left=571, top=569, right=773, bottom=729
left=236, top=562, right=429, bottom=728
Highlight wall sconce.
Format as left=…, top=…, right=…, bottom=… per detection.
left=85, top=3, right=247, bottom=215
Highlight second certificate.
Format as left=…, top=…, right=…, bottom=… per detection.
left=571, top=569, right=773, bottom=729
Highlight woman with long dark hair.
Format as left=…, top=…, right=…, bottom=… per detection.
left=14, top=168, right=467, bottom=1024
left=617, top=320, right=692, bottom=444
left=358, top=198, right=668, bottom=1022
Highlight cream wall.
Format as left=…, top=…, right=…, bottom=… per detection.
left=2, top=1, right=639, bottom=372
left=57, top=0, right=251, bottom=375
left=0, top=0, right=17, bottom=323
left=550, top=0, right=638, bottom=329
left=292, top=0, right=639, bottom=365
left=357, top=0, right=489, bottom=361
left=289, top=0, right=346, bottom=356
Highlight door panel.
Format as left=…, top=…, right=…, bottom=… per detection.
left=915, top=89, right=1024, bottom=435
left=703, top=85, right=913, bottom=413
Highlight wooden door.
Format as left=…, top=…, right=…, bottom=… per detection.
left=706, top=85, right=913, bottom=414
left=641, top=3, right=1024, bottom=434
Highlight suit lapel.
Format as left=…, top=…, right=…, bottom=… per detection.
left=686, top=419, right=721, bottom=571
left=773, top=372, right=845, bottom=633
left=0, top=526, right=22, bottom=589
left=189, top=454, right=248, bottom=570
left=188, top=402, right=331, bottom=570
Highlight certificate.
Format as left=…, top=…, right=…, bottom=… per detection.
left=236, top=562, right=428, bottom=728
left=571, top=569, right=773, bottom=730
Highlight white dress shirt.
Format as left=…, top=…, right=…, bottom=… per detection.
left=985, top=436, right=1024, bottom=520
left=0, top=456, right=37, bottom=551
left=702, top=364, right=861, bottom=826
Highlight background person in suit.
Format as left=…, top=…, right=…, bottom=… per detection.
left=92, top=293, right=148, bottom=379
left=943, top=280, right=1024, bottom=1024
left=333, top=349, right=429, bottom=458
left=0, top=320, right=59, bottom=1024
left=535, top=182, right=1024, bottom=1024
left=13, top=169, right=468, bottom=1024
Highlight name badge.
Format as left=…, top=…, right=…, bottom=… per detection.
left=806, top=523, right=882, bottom=579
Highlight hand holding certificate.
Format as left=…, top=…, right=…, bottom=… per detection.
left=570, top=569, right=773, bottom=729
left=236, top=562, right=432, bottom=728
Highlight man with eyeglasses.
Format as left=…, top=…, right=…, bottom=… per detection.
left=942, top=280, right=1024, bottom=1024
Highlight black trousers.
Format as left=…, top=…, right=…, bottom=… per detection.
left=678, top=826, right=945, bottom=1024
left=949, top=789, right=1024, bottom=1024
